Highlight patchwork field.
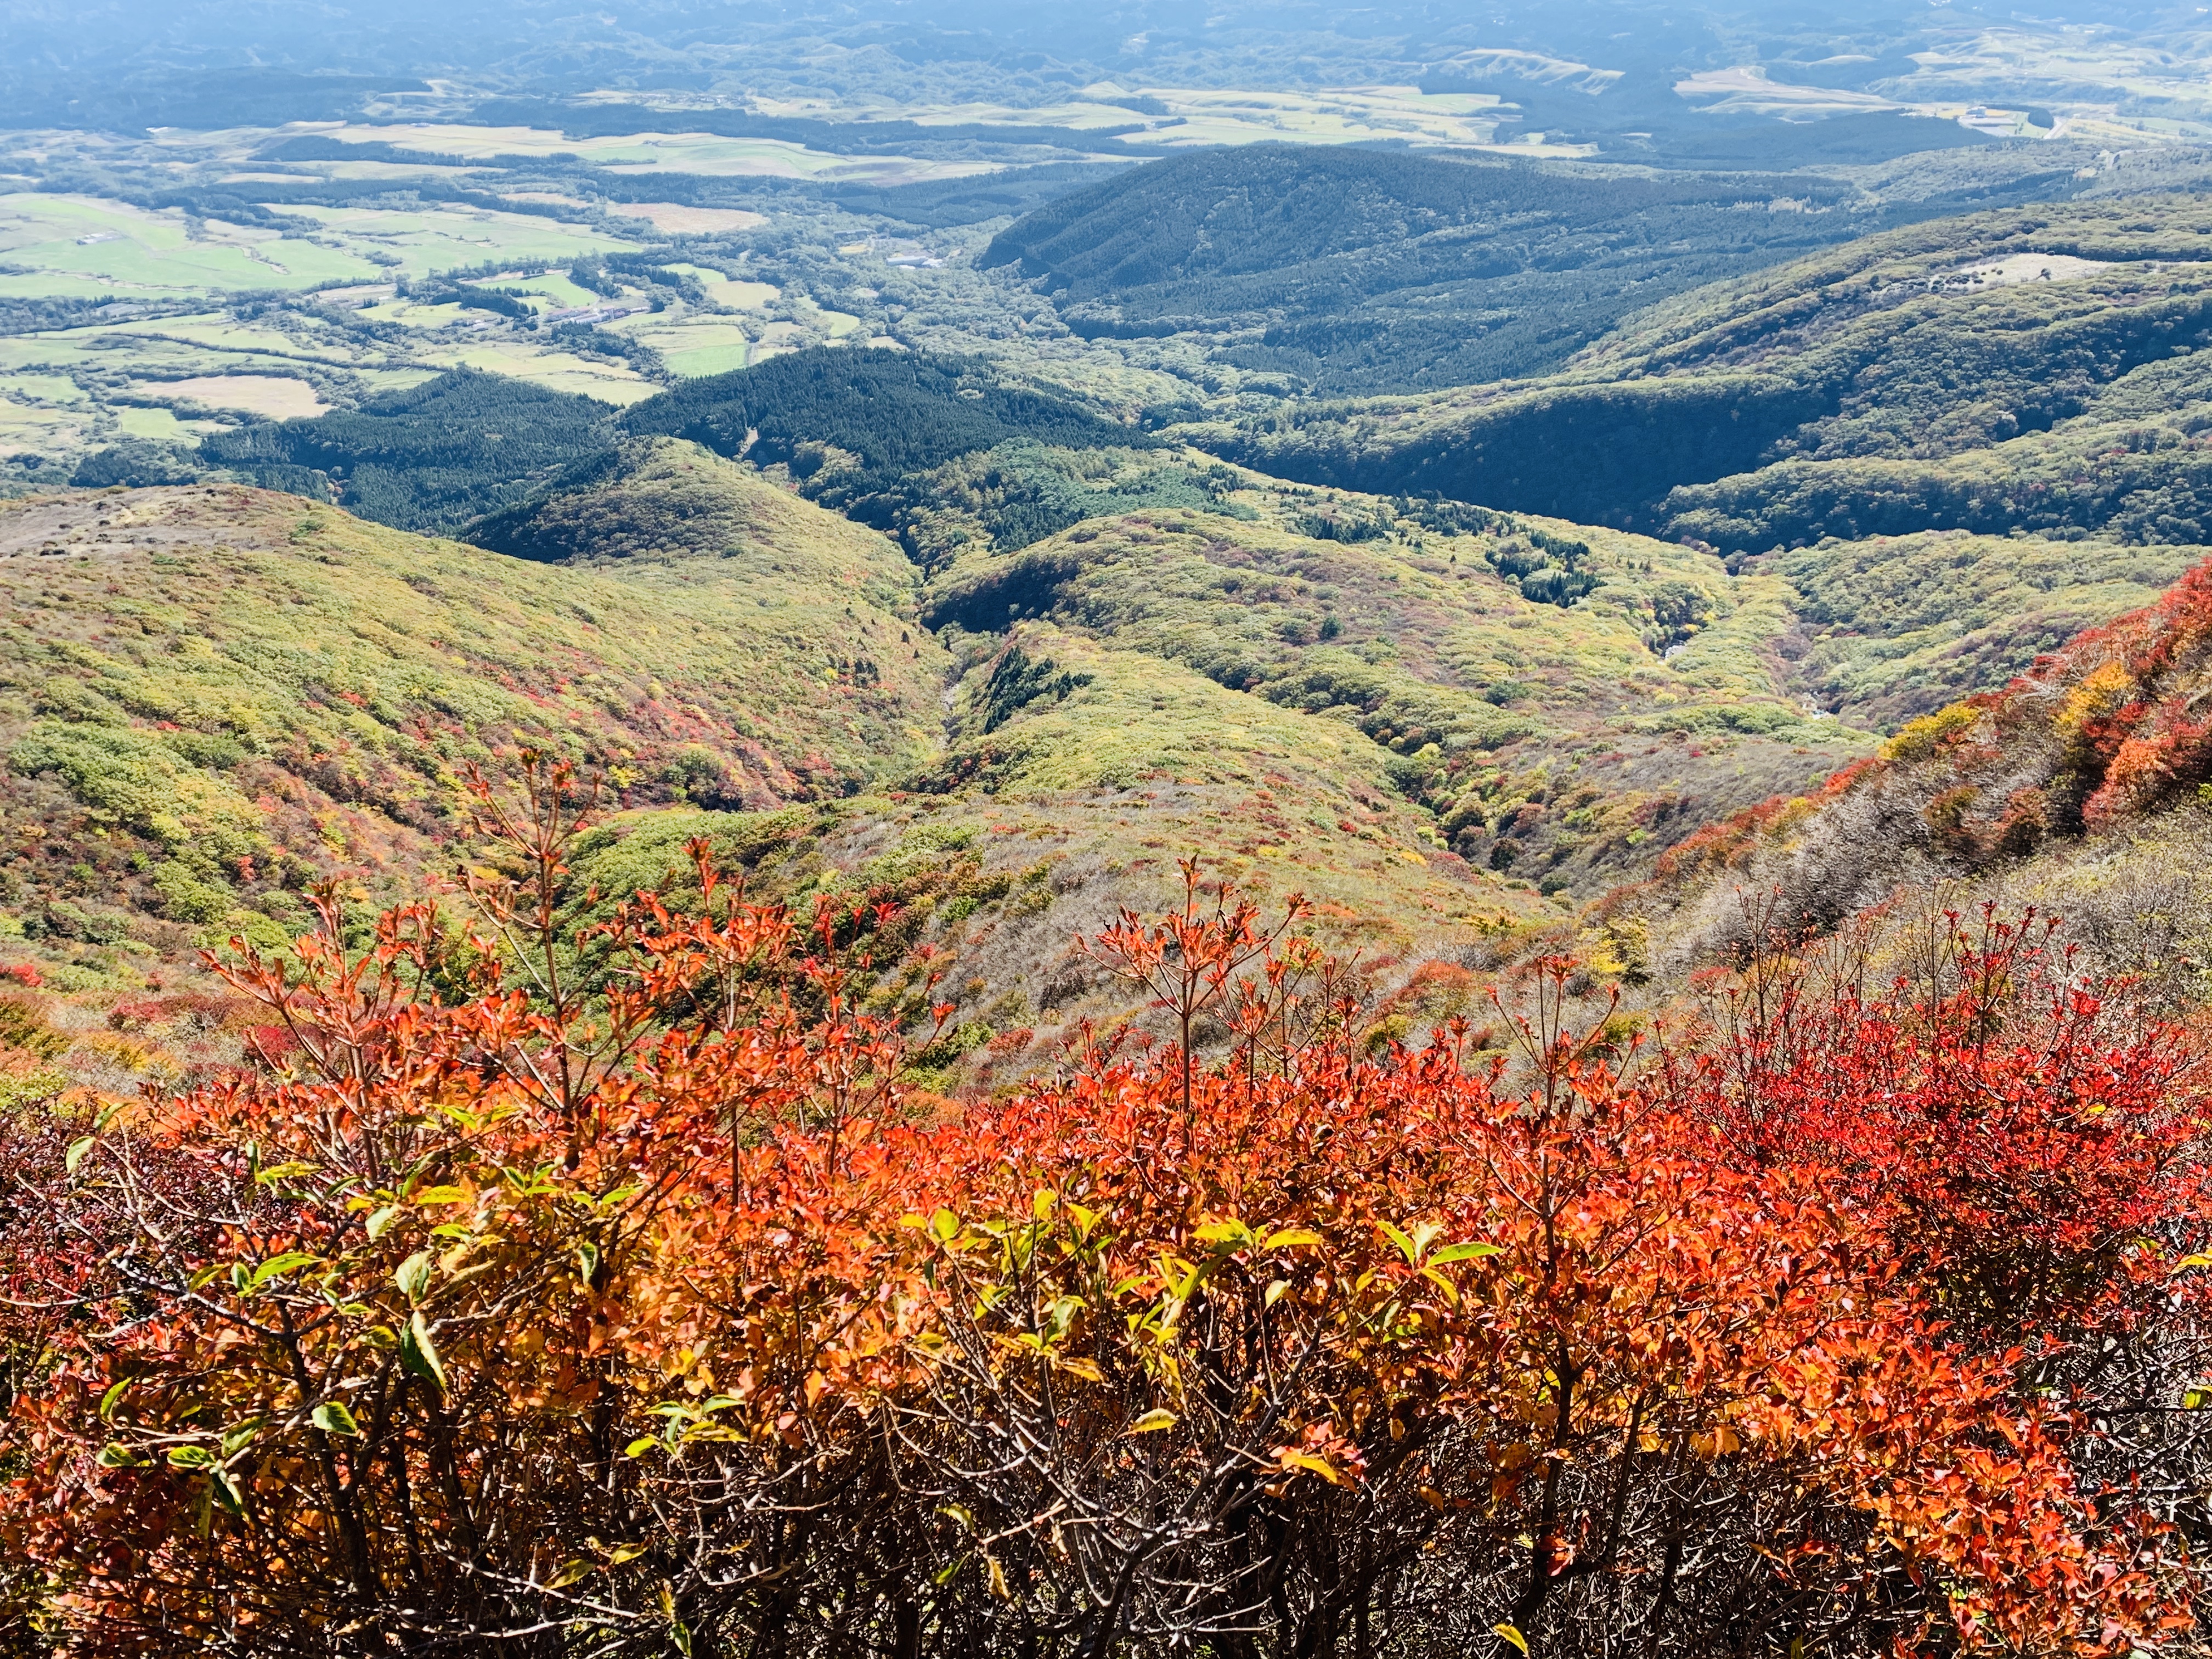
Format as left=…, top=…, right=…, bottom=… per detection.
left=0, top=195, right=382, bottom=300
left=269, top=202, right=637, bottom=280
left=754, top=83, right=1590, bottom=155
left=303, top=123, right=993, bottom=185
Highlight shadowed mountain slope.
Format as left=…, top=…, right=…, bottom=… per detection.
left=1204, top=195, right=2212, bottom=533
left=983, top=144, right=1899, bottom=393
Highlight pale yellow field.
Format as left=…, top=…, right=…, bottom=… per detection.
left=611, top=202, right=767, bottom=235
left=137, top=375, right=329, bottom=419
left=0, top=396, right=90, bottom=458
left=307, top=125, right=986, bottom=187
left=741, top=83, right=1595, bottom=155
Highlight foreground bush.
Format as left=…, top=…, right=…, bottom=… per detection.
left=0, top=775, right=2204, bottom=1656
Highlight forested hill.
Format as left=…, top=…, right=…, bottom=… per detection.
left=1204, top=194, right=2212, bottom=541
left=199, top=372, right=616, bottom=535
left=982, top=144, right=2075, bottom=393
left=195, top=351, right=1153, bottom=541
left=622, top=348, right=1147, bottom=481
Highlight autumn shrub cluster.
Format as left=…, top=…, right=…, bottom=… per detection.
left=0, top=777, right=2208, bottom=1657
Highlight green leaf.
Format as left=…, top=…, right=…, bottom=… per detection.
left=394, top=1250, right=433, bottom=1305
left=399, top=1311, right=448, bottom=1392
left=220, top=1420, right=262, bottom=1458
left=933, top=1553, right=970, bottom=1586
left=550, top=1558, right=594, bottom=1589
left=1193, top=1218, right=1254, bottom=1251
left=253, top=1161, right=318, bottom=1186
left=187, top=1265, right=227, bottom=1292
left=249, top=1251, right=321, bottom=1290
left=311, top=1402, right=361, bottom=1437
left=1376, top=1219, right=1420, bottom=1266
left=166, top=1444, right=215, bottom=1469
left=575, top=1241, right=600, bottom=1282
left=96, top=1441, right=142, bottom=1469
left=98, top=1378, right=133, bottom=1421
left=929, top=1207, right=960, bottom=1244
left=364, top=1204, right=402, bottom=1242
left=1125, top=1408, right=1178, bottom=1435
left=624, top=1436, right=661, bottom=1458
left=1429, top=1240, right=1504, bottom=1266
left=207, top=1467, right=246, bottom=1517
left=64, top=1135, right=94, bottom=1176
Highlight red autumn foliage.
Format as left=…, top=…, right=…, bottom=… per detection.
left=0, top=763, right=2204, bottom=1657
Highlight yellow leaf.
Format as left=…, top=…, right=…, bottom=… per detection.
left=1053, top=1356, right=1106, bottom=1385
left=1194, top=1219, right=1254, bottom=1249
left=1126, top=1409, right=1178, bottom=1435
left=1261, top=1228, right=1324, bottom=1251
left=986, top=1556, right=1011, bottom=1601
left=1277, top=1450, right=1346, bottom=1486
left=1493, top=1623, right=1529, bottom=1656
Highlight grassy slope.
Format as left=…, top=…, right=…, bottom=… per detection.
left=1605, top=549, right=2212, bottom=1009
left=0, top=478, right=946, bottom=981
left=919, top=499, right=1870, bottom=892
left=1178, top=196, right=2212, bottom=736
left=1764, top=529, right=2203, bottom=727
left=553, top=623, right=1535, bottom=1094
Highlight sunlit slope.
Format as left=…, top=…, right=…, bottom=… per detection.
left=467, top=435, right=919, bottom=590
left=554, top=623, right=1537, bottom=1094
left=0, top=483, right=947, bottom=959
left=1612, top=551, right=2212, bottom=1003
left=920, top=504, right=1871, bottom=891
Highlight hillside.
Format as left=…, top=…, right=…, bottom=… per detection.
left=983, top=145, right=1900, bottom=393
left=0, top=480, right=946, bottom=977
left=1607, top=546, right=2212, bottom=1003
left=921, top=501, right=1865, bottom=892
left=1205, top=195, right=2212, bottom=534
left=0, top=457, right=1894, bottom=1071
left=202, top=349, right=1165, bottom=552
left=200, top=371, right=619, bottom=535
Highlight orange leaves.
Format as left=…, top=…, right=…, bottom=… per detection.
left=0, top=837, right=2203, bottom=1655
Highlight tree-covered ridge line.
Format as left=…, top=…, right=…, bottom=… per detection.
left=1197, top=194, right=2212, bottom=537
left=980, top=142, right=2107, bottom=394
left=193, top=351, right=1165, bottom=544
